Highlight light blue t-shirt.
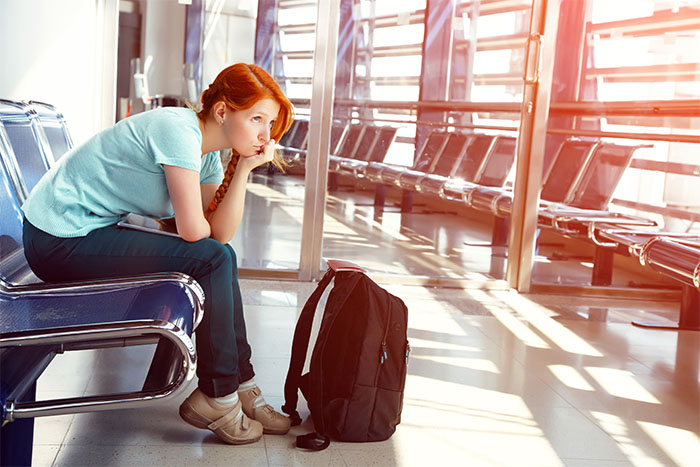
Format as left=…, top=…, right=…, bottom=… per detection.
left=22, top=107, right=224, bottom=237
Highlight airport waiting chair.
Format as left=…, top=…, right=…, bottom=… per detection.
left=465, top=137, right=645, bottom=221
left=418, top=132, right=473, bottom=195
left=339, top=125, right=381, bottom=165
left=0, top=99, right=54, bottom=197
left=532, top=141, right=654, bottom=235
left=540, top=139, right=600, bottom=204
left=328, top=124, right=366, bottom=173
left=368, top=127, right=398, bottom=163
left=470, top=138, right=601, bottom=215
left=327, top=124, right=367, bottom=190
left=473, top=136, right=518, bottom=187
left=569, top=142, right=647, bottom=211
left=441, top=134, right=512, bottom=205
left=281, top=121, right=348, bottom=175
left=281, top=119, right=309, bottom=169
left=372, top=131, right=450, bottom=187
left=333, top=125, right=381, bottom=176
left=287, top=119, right=309, bottom=154
left=453, top=134, right=499, bottom=183
left=329, top=123, right=349, bottom=157
left=365, top=131, right=451, bottom=211
left=337, top=126, right=398, bottom=178
left=279, top=119, right=300, bottom=147
left=27, top=100, right=73, bottom=160
left=0, top=118, right=204, bottom=464
left=364, top=126, right=400, bottom=182
left=396, top=133, right=453, bottom=191
left=0, top=148, right=26, bottom=282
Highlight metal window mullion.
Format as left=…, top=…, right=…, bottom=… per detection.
left=505, top=0, right=560, bottom=292
left=298, top=0, right=341, bottom=281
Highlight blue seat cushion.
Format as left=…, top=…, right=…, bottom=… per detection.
left=0, top=281, right=196, bottom=338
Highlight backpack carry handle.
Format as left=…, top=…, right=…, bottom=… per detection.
left=326, top=258, right=366, bottom=273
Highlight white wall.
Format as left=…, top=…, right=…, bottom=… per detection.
left=141, top=0, right=187, bottom=98
left=0, top=0, right=257, bottom=142
left=202, top=0, right=258, bottom=89
left=0, top=0, right=118, bottom=144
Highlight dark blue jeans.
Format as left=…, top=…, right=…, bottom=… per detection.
left=22, top=220, right=254, bottom=397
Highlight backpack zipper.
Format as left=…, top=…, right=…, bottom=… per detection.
left=379, top=297, right=392, bottom=366
left=374, top=294, right=394, bottom=386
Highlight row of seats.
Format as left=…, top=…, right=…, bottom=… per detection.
left=279, top=119, right=640, bottom=212
left=0, top=99, right=204, bottom=465
left=278, top=118, right=700, bottom=331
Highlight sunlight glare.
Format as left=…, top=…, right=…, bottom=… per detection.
left=408, top=337, right=479, bottom=352
left=547, top=364, right=595, bottom=391
left=494, top=291, right=604, bottom=357
left=637, top=420, right=700, bottom=466
left=467, top=290, right=550, bottom=349
left=585, top=367, right=661, bottom=404
left=414, top=355, right=501, bottom=374
left=590, top=411, right=667, bottom=467
left=259, top=290, right=289, bottom=304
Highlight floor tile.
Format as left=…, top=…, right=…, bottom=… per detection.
left=31, top=445, right=60, bottom=467
left=241, top=279, right=293, bottom=307
left=29, top=276, right=700, bottom=467
left=32, top=414, right=74, bottom=445
left=52, top=444, right=268, bottom=467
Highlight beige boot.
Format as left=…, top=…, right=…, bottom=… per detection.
left=238, top=386, right=291, bottom=434
left=179, top=388, right=263, bottom=445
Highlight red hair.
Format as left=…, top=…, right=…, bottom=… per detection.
left=198, top=63, right=294, bottom=213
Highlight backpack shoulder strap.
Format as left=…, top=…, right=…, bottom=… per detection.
left=282, top=268, right=335, bottom=425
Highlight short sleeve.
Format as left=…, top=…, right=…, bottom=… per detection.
left=146, top=109, right=202, bottom=172
left=200, top=151, right=224, bottom=184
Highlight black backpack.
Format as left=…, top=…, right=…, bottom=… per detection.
left=282, top=260, right=410, bottom=451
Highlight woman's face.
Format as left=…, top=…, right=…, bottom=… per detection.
left=224, top=97, right=280, bottom=157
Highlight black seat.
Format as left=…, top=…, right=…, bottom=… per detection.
left=279, top=119, right=300, bottom=147
left=471, top=138, right=600, bottom=214
left=328, top=124, right=366, bottom=173
left=441, top=134, right=509, bottom=205
left=540, top=138, right=600, bottom=204
left=569, top=142, right=644, bottom=210
left=474, top=136, right=517, bottom=187
left=376, top=132, right=449, bottom=188
left=338, top=126, right=398, bottom=178
left=454, top=134, right=498, bottom=182
left=418, top=132, right=472, bottom=195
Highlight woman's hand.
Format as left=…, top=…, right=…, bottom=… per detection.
left=237, top=138, right=276, bottom=173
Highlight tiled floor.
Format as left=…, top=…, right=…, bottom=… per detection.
left=30, top=279, right=700, bottom=466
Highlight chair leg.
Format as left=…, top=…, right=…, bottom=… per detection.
left=328, top=173, right=339, bottom=192
left=592, top=246, right=614, bottom=286
left=679, top=285, right=700, bottom=330
left=142, top=338, right=182, bottom=392
left=400, top=190, right=413, bottom=213
left=632, top=285, right=700, bottom=331
left=492, top=216, right=509, bottom=247
left=373, top=184, right=386, bottom=207
left=0, top=382, right=35, bottom=467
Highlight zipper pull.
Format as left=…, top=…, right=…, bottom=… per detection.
left=405, top=343, right=411, bottom=364
left=380, top=342, right=388, bottom=364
